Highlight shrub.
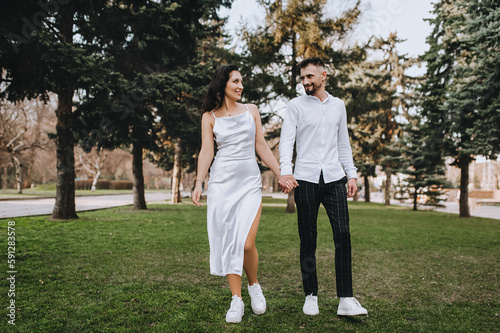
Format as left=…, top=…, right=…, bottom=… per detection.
left=75, top=180, right=133, bottom=190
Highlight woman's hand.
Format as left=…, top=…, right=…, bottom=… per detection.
left=192, top=183, right=203, bottom=206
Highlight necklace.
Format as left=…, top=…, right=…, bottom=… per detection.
left=225, top=105, right=232, bottom=116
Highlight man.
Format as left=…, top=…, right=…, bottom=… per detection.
left=279, top=57, right=367, bottom=316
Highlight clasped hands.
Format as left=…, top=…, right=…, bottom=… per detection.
left=279, top=175, right=358, bottom=198
left=279, top=175, right=299, bottom=194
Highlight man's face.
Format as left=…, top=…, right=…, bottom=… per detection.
left=300, top=64, right=326, bottom=96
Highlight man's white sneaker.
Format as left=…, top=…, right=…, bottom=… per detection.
left=226, top=295, right=244, bottom=323
left=303, top=294, right=319, bottom=315
left=248, top=283, right=266, bottom=315
left=337, top=297, right=368, bottom=316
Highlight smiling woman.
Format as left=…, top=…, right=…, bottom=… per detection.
left=191, top=65, right=288, bottom=323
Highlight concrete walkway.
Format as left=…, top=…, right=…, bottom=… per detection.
left=269, top=192, right=499, bottom=220
left=368, top=192, right=499, bottom=220
left=0, top=192, right=173, bottom=219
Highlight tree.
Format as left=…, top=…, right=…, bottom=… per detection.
left=76, top=0, right=232, bottom=208
left=347, top=34, right=416, bottom=205
left=397, top=114, right=447, bottom=210
left=421, top=0, right=500, bottom=217
left=75, top=147, right=108, bottom=192
left=1, top=99, right=52, bottom=193
left=146, top=19, right=237, bottom=203
left=1, top=1, right=112, bottom=219
left=241, top=0, right=363, bottom=212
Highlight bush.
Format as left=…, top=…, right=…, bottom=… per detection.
left=110, top=181, right=133, bottom=190
left=75, top=180, right=133, bottom=190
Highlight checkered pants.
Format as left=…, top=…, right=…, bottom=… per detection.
left=294, top=174, right=353, bottom=297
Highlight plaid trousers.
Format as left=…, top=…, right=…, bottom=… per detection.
left=294, top=174, right=353, bottom=297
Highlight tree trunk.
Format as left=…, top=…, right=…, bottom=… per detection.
left=91, top=170, right=100, bottom=192
left=171, top=140, right=183, bottom=204
left=286, top=190, right=295, bottom=213
left=459, top=157, right=471, bottom=218
left=413, top=188, right=418, bottom=211
left=2, top=166, right=7, bottom=189
left=132, top=142, right=147, bottom=210
left=364, top=174, right=371, bottom=202
left=51, top=89, right=78, bottom=219
left=384, top=169, right=392, bottom=206
left=51, top=6, right=77, bottom=220
left=11, top=155, right=22, bottom=194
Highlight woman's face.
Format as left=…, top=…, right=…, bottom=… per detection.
left=224, top=70, right=243, bottom=101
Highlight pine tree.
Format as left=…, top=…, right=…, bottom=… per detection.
left=348, top=34, right=416, bottom=204
left=76, top=1, right=232, bottom=208
left=421, top=0, right=499, bottom=217
left=240, top=0, right=363, bottom=212
left=397, top=114, right=447, bottom=210
left=1, top=0, right=112, bottom=219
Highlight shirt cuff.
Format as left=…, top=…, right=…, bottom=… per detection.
left=346, top=170, right=358, bottom=180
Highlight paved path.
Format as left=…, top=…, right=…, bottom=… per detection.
left=1, top=191, right=498, bottom=220
left=269, top=192, right=499, bottom=220
left=367, top=192, right=499, bottom=220
left=0, top=192, right=173, bottom=219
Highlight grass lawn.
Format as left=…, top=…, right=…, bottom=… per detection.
left=1, top=199, right=498, bottom=332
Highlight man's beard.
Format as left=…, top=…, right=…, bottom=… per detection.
left=304, top=83, right=318, bottom=95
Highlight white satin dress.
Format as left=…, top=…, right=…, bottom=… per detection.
left=207, top=105, right=262, bottom=276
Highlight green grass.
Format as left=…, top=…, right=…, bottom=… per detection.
left=1, top=201, right=498, bottom=332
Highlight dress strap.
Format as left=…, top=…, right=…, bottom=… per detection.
left=211, top=111, right=217, bottom=119
left=245, top=104, right=249, bottom=112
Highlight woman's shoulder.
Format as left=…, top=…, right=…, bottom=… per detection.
left=244, top=103, right=259, bottom=115
left=202, top=111, right=216, bottom=125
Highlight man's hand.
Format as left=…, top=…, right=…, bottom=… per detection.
left=346, top=178, right=357, bottom=198
left=279, top=174, right=299, bottom=194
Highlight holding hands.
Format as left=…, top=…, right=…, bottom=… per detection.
left=279, top=175, right=299, bottom=194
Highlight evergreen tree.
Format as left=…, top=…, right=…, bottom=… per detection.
left=1, top=1, right=232, bottom=216
left=421, top=0, right=499, bottom=217
left=241, top=0, right=363, bottom=212
left=1, top=0, right=111, bottom=219
left=397, top=114, right=447, bottom=210
left=348, top=34, right=415, bottom=205
left=146, top=20, right=235, bottom=203
left=76, top=1, right=232, bottom=208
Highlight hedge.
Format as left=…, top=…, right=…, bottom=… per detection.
left=75, top=180, right=133, bottom=190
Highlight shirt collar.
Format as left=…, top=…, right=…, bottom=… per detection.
left=305, top=92, right=331, bottom=104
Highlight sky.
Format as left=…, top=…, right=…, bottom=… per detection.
left=220, top=0, right=436, bottom=59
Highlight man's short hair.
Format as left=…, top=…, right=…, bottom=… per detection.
left=300, top=57, right=326, bottom=69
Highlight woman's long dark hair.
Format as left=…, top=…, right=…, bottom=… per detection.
left=202, top=65, right=239, bottom=113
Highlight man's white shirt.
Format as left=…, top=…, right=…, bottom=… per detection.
left=279, top=92, right=357, bottom=184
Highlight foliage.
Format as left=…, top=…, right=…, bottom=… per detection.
left=420, top=0, right=500, bottom=217
left=396, top=115, right=447, bottom=210
left=240, top=0, right=364, bottom=116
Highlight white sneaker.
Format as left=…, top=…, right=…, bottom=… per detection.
left=248, top=283, right=266, bottom=314
left=226, top=295, right=244, bottom=323
left=303, top=294, right=319, bottom=315
left=337, top=297, right=368, bottom=316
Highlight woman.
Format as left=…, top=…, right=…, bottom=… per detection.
left=192, top=65, right=288, bottom=323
